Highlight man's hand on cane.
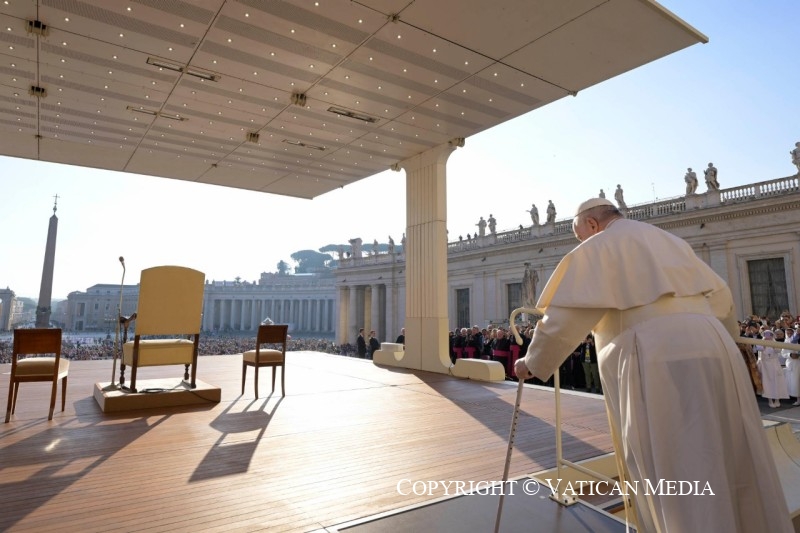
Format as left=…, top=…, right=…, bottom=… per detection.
left=514, top=358, right=532, bottom=380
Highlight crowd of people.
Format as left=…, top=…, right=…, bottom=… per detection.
left=3, top=316, right=799, bottom=399
left=0, top=333, right=363, bottom=364
left=446, top=323, right=604, bottom=391
left=738, top=312, right=800, bottom=407
left=442, top=311, right=800, bottom=399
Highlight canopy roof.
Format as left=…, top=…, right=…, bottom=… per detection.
left=0, top=0, right=705, bottom=199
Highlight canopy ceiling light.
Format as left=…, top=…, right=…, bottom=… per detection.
left=282, top=139, right=326, bottom=151
left=145, top=57, right=220, bottom=82
left=126, top=106, right=187, bottom=121
left=327, top=106, right=379, bottom=124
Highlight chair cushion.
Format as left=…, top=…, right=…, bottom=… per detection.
left=243, top=349, right=284, bottom=364
left=16, top=357, right=69, bottom=377
left=123, top=339, right=195, bottom=366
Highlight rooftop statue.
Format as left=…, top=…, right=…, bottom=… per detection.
left=704, top=163, right=720, bottom=191
left=527, top=203, right=540, bottom=226
left=614, top=184, right=627, bottom=209
left=546, top=200, right=556, bottom=224
left=349, top=237, right=362, bottom=258
left=685, top=167, right=698, bottom=195
left=476, top=216, right=487, bottom=237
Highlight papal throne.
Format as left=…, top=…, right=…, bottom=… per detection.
left=120, top=266, right=205, bottom=393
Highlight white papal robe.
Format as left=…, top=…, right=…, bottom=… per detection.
left=522, top=218, right=792, bottom=533
left=756, top=346, right=789, bottom=400
left=783, top=339, right=800, bottom=399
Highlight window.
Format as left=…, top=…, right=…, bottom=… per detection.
left=748, top=258, right=788, bottom=319
left=507, top=283, right=522, bottom=319
left=456, top=288, right=470, bottom=328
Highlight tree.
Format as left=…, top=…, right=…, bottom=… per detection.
left=291, top=249, right=333, bottom=273
left=319, top=244, right=350, bottom=264
left=276, top=260, right=289, bottom=275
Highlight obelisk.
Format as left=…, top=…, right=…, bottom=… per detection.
left=35, top=195, right=59, bottom=327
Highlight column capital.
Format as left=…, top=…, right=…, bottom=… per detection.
left=391, top=138, right=464, bottom=174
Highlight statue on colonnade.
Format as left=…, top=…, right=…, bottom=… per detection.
left=704, top=163, right=720, bottom=191
left=685, top=168, right=698, bottom=195
left=546, top=200, right=556, bottom=224
left=349, top=237, right=362, bottom=258
left=614, top=184, right=627, bottom=209
left=527, top=203, right=539, bottom=226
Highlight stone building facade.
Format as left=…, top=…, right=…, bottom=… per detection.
left=64, top=272, right=337, bottom=336
left=200, top=273, right=336, bottom=335
left=335, top=175, right=800, bottom=344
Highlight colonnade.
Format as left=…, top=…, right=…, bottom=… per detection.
left=202, top=297, right=335, bottom=334
left=336, top=282, right=404, bottom=345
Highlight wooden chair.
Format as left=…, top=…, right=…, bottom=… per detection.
left=121, top=265, right=204, bottom=392
left=5, top=328, right=68, bottom=423
left=242, top=324, right=288, bottom=398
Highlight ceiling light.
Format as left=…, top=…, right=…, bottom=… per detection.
left=327, top=106, right=378, bottom=124
left=283, top=139, right=326, bottom=151
left=187, top=68, right=218, bottom=81
left=145, top=57, right=219, bottom=81
left=126, top=106, right=187, bottom=121
left=127, top=106, right=157, bottom=117
left=147, top=56, right=182, bottom=72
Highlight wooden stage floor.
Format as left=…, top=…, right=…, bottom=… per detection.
left=0, top=352, right=614, bottom=532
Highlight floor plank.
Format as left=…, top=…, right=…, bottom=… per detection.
left=0, top=352, right=612, bottom=532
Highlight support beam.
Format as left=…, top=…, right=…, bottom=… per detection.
left=393, top=139, right=462, bottom=373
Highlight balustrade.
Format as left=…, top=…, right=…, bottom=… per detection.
left=335, top=176, right=800, bottom=265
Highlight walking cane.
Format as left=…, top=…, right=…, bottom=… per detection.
left=494, top=307, right=540, bottom=532
left=494, top=376, right=525, bottom=533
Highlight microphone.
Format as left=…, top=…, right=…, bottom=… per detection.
left=109, top=255, right=127, bottom=387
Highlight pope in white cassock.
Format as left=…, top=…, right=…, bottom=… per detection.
left=514, top=197, right=792, bottom=532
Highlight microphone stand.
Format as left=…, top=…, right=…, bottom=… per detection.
left=108, top=256, right=126, bottom=389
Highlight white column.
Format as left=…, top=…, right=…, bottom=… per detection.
left=398, top=139, right=461, bottom=373
left=371, top=284, right=380, bottom=338
left=296, top=300, right=302, bottom=331
left=202, top=297, right=209, bottom=331
left=326, top=297, right=333, bottom=335
left=385, top=286, right=394, bottom=340
left=348, top=286, right=358, bottom=344
left=337, top=288, right=348, bottom=344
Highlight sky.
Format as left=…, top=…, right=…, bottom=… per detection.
left=2, top=0, right=799, bottom=300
